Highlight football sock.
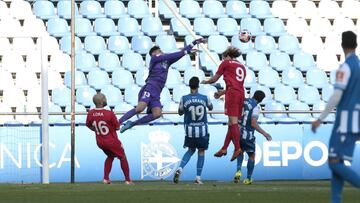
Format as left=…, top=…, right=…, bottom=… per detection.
left=221, top=128, right=232, bottom=151
left=134, top=113, right=156, bottom=126
left=104, top=156, right=114, bottom=180
left=247, top=159, right=255, bottom=179
left=196, top=154, right=205, bottom=177
left=237, top=154, right=244, bottom=172
left=329, top=162, right=360, bottom=188
left=230, top=124, right=240, bottom=151
left=120, top=157, right=131, bottom=181
left=119, top=108, right=136, bottom=124
left=330, top=171, right=344, bottom=203
left=179, top=150, right=194, bottom=169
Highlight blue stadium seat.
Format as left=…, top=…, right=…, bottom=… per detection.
left=49, top=103, right=67, bottom=124
left=141, top=16, right=166, bottom=36
left=231, top=35, right=254, bottom=54
left=184, top=35, right=202, bottom=47
left=249, top=0, right=272, bottom=19
left=59, top=36, right=82, bottom=54
left=84, top=36, right=106, bottom=55
left=170, top=17, right=192, bottom=36
left=76, top=86, right=97, bottom=106
left=289, top=101, right=313, bottom=122
left=244, top=69, right=257, bottom=88
left=94, top=18, right=119, bottom=36
left=264, top=100, right=287, bottom=121
left=163, top=101, right=182, bottom=122
left=179, top=0, right=203, bottom=19
left=58, top=0, right=80, bottom=19
left=298, top=85, right=321, bottom=105
left=125, top=85, right=141, bottom=106
left=184, top=68, right=205, bottom=85
left=155, top=35, right=178, bottom=53
left=52, top=86, right=71, bottom=107
left=194, top=17, right=218, bottom=36
left=64, top=70, right=87, bottom=89
left=250, top=85, right=272, bottom=103
left=112, top=68, right=134, bottom=89
left=99, top=52, right=121, bottom=72
left=75, top=52, right=96, bottom=72
left=240, top=18, right=264, bottom=36
left=118, top=17, right=142, bottom=37
left=226, top=0, right=249, bottom=19
left=278, top=35, right=300, bottom=54
left=217, top=17, right=239, bottom=36
left=306, top=68, right=328, bottom=88
left=322, top=85, right=334, bottom=102
left=131, top=35, right=153, bottom=55
left=199, top=52, right=221, bottom=73
left=172, top=55, right=192, bottom=71
left=165, top=68, right=182, bottom=89
left=264, top=17, right=286, bottom=37
left=47, top=18, right=69, bottom=37
left=158, top=0, right=177, bottom=19
left=282, top=67, right=304, bottom=88
left=173, top=84, right=188, bottom=103
left=274, top=85, right=296, bottom=105
left=108, top=36, right=131, bottom=54
left=255, top=35, right=276, bottom=54
left=122, top=52, right=145, bottom=71
left=104, top=0, right=127, bottom=19
left=33, top=0, right=56, bottom=20
left=203, top=0, right=227, bottom=19
left=293, top=51, right=316, bottom=72
left=101, top=85, right=123, bottom=107
left=208, top=35, right=229, bottom=54
left=75, top=18, right=96, bottom=37
left=88, top=69, right=110, bottom=90
left=199, top=84, right=218, bottom=100
left=246, top=50, right=268, bottom=71
left=114, top=102, right=137, bottom=120
left=128, top=0, right=151, bottom=19
left=135, top=69, right=149, bottom=86
left=80, top=0, right=105, bottom=19
left=269, top=51, right=291, bottom=71
left=258, top=68, right=280, bottom=88
left=65, top=104, right=87, bottom=124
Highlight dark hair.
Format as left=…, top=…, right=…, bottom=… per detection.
left=189, top=77, right=200, bottom=89
left=149, top=46, right=161, bottom=56
left=222, top=46, right=241, bottom=59
left=253, top=90, right=265, bottom=103
left=341, top=31, right=357, bottom=49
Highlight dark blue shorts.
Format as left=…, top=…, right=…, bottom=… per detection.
left=329, top=130, right=360, bottom=161
left=240, top=138, right=256, bottom=153
left=184, top=135, right=209, bottom=150
left=138, top=84, right=162, bottom=113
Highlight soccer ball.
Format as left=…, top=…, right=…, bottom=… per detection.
left=239, top=30, right=251, bottom=43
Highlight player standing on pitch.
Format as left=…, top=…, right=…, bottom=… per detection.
left=86, top=93, right=132, bottom=185
left=311, top=31, right=360, bottom=203
left=118, top=39, right=205, bottom=133
left=202, top=46, right=246, bottom=161
left=173, top=77, right=213, bottom=185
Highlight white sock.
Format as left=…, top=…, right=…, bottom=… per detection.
left=196, top=176, right=201, bottom=180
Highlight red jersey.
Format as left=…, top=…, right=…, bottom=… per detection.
left=216, top=59, right=246, bottom=92
left=86, top=108, right=120, bottom=146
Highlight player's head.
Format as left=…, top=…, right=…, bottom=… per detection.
left=252, top=90, right=265, bottom=103
left=189, top=76, right=200, bottom=91
left=93, top=93, right=107, bottom=108
left=149, top=46, right=163, bottom=56
left=222, top=46, right=241, bottom=60
left=341, top=31, right=357, bottom=51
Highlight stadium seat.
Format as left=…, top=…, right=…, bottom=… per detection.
left=94, top=18, right=119, bottom=36
left=122, top=52, right=146, bottom=71
left=208, top=35, right=229, bottom=54
left=162, top=101, right=182, bottom=122
left=1, top=52, right=25, bottom=73
left=250, top=85, right=272, bottom=103
left=75, top=52, right=96, bottom=72
left=203, top=0, right=227, bottom=19
left=158, top=0, right=176, bottom=19
left=333, top=16, right=356, bottom=34
left=170, top=17, right=192, bottom=36
left=184, top=35, right=202, bottom=47
left=293, top=51, right=316, bottom=71
left=65, top=104, right=87, bottom=124
left=23, top=17, right=47, bottom=36
left=10, top=0, right=33, bottom=20
left=84, top=36, right=106, bottom=55
left=199, top=84, right=217, bottom=100
left=131, top=35, right=153, bottom=55
left=108, top=36, right=131, bottom=55
left=282, top=67, right=304, bottom=88
left=295, top=0, right=317, bottom=19
left=12, top=37, right=36, bottom=55
left=128, top=0, right=151, bottom=19
left=47, top=18, right=69, bottom=37
left=269, top=51, right=291, bottom=71
left=42, top=36, right=60, bottom=56
left=271, top=0, right=294, bottom=19
left=298, top=85, right=321, bottom=104
left=3, top=88, right=26, bottom=108
left=160, top=88, right=172, bottom=104
left=254, top=35, right=276, bottom=54
left=194, top=18, right=218, bottom=36
left=173, top=84, right=188, bottom=103
left=88, top=69, right=110, bottom=90
left=112, top=68, right=134, bottom=89
left=231, top=35, right=254, bottom=54
left=309, top=17, right=332, bottom=37
left=118, top=17, right=142, bottom=37
left=244, top=69, right=257, bottom=88
left=226, top=0, right=249, bottom=19
left=155, top=35, right=178, bottom=53
left=278, top=34, right=301, bottom=55
left=59, top=36, right=82, bottom=54
left=172, top=55, right=192, bottom=71
left=324, top=33, right=342, bottom=55
left=114, top=102, right=137, bottom=120
left=52, top=86, right=71, bottom=107
left=199, top=52, right=221, bottom=73
left=64, top=71, right=87, bottom=89
left=80, top=0, right=105, bottom=19
left=16, top=104, right=40, bottom=125
left=0, top=18, right=22, bottom=36
left=165, top=68, right=182, bottom=89
left=0, top=1, right=9, bottom=19
left=246, top=50, right=268, bottom=71
left=0, top=37, right=11, bottom=55
left=100, top=85, right=123, bottom=107
left=26, top=87, right=43, bottom=108
left=342, top=0, right=360, bottom=19
left=76, top=86, right=97, bottom=106
left=48, top=103, right=67, bottom=124
left=288, top=101, right=313, bottom=122
left=141, top=17, right=166, bottom=36
left=264, top=17, right=286, bottom=37
left=301, top=33, right=324, bottom=55
left=210, top=99, right=227, bottom=121
left=258, top=68, right=280, bottom=88
left=286, top=16, right=309, bottom=37
left=240, top=18, right=264, bottom=36
left=316, top=52, right=339, bottom=72
left=249, top=0, right=272, bottom=19
left=313, top=101, right=335, bottom=122
left=16, top=70, right=38, bottom=90
left=179, top=0, right=203, bottom=19
left=322, top=85, right=334, bottom=102
left=33, top=0, right=56, bottom=20
left=184, top=68, right=205, bottom=85
left=274, top=85, right=297, bottom=105
left=57, top=0, right=80, bottom=19
left=319, top=0, right=340, bottom=19
left=98, top=52, right=121, bottom=72
left=135, top=68, right=149, bottom=86
left=217, top=17, right=239, bottom=36
left=125, top=85, right=141, bottom=106
left=264, top=100, right=287, bottom=121
left=104, top=0, right=127, bottom=19
left=0, top=103, right=15, bottom=124
left=0, top=70, right=15, bottom=91
left=75, top=18, right=95, bottom=37
left=48, top=70, right=64, bottom=90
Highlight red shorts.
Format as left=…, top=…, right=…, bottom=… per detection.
left=98, top=140, right=126, bottom=159
left=224, top=89, right=244, bottom=117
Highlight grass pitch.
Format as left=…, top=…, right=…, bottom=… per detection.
left=0, top=181, right=359, bottom=203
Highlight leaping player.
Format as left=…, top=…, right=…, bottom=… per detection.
left=119, top=39, right=205, bottom=133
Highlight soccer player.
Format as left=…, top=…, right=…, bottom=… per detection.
left=202, top=46, right=246, bottom=161
left=119, top=39, right=205, bottom=133
left=311, top=31, right=360, bottom=203
left=86, top=93, right=132, bottom=185
left=173, top=77, right=213, bottom=185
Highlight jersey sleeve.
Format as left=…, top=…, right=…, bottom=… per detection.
left=334, top=63, right=351, bottom=91
left=215, top=61, right=227, bottom=76
left=251, top=106, right=260, bottom=119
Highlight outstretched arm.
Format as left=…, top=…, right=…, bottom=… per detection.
left=251, top=118, right=272, bottom=141
left=201, top=74, right=221, bottom=84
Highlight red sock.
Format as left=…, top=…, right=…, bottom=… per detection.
left=221, top=128, right=232, bottom=151
left=120, top=157, right=131, bottom=181
left=104, top=157, right=114, bottom=180
left=230, top=124, right=240, bottom=151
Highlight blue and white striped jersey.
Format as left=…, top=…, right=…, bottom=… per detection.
left=334, top=53, right=360, bottom=133
left=239, top=98, right=259, bottom=139
left=179, top=93, right=212, bottom=138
